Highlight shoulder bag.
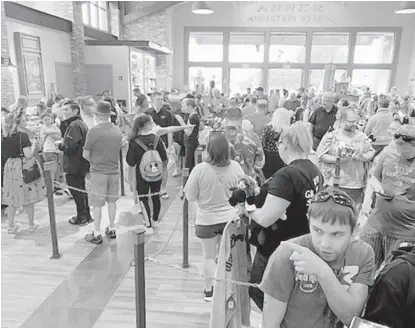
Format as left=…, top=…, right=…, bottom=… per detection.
left=20, top=132, right=41, bottom=184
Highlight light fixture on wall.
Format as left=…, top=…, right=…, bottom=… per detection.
left=1, top=55, right=15, bottom=67
left=192, top=1, right=214, bottom=15
left=395, top=1, right=415, bottom=14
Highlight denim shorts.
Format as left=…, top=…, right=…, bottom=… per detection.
left=195, top=222, right=227, bottom=239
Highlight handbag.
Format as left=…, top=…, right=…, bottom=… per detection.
left=20, top=132, right=41, bottom=184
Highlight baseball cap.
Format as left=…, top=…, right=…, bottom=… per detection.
left=255, top=87, right=264, bottom=92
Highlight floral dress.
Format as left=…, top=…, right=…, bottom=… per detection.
left=1, top=132, right=46, bottom=207
left=260, top=124, right=285, bottom=179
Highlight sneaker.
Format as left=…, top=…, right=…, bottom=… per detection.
left=152, top=219, right=159, bottom=228
left=28, top=222, right=40, bottom=233
left=63, top=189, right=73, bottom=198
left=173, top=168, right=181, bottom=177
left=7, top=223, right=21, bottom=234
left=69, top=216, right=89, bottom=226
left=204, top=286, right=214, bottom=302
left=144, top=226, right=154, bottom=234
left=105, top=226, right=116, bottom=239
left=85, top=232, right=103, bottom=244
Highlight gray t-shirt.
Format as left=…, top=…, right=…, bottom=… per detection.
left=260, top=234, right=375, bottom=328
left=84, top=122, right=122, bottom=174
left=243, top=112, right=271, bottom=136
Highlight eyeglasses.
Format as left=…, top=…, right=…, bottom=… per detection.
left=394, top=133, right=415, bottom=143
left=311, top=190, right=356, bottom=214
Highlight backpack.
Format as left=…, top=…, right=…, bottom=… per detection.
left=134, top=135, right=163, bottom=182
left=364, top=245, right=415, bottom=326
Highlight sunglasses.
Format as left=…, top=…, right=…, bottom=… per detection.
left=394, top=133, right=415, bottom=143
left=311, top=190, right=356, bottom=214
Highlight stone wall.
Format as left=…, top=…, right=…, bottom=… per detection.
left=123, top=2, right=173, bottom=91
left=1, top=2, right=15, bottom=107
left=70, top=2, right=87, bottom=97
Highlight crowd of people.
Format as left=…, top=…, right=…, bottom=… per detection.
left=1, top=82, right=415, bottom=327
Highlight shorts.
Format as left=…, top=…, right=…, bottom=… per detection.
left=196, top=222, right=227, bottom=239
left=88, top=172, right=120, bottom=207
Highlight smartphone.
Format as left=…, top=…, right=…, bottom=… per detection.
left=349, top=317, right=390, bottom=328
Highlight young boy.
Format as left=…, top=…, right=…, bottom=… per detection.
left=260, top=188, right=375, bottom=328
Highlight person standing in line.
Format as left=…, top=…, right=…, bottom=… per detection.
left=146, top=92, right=177, bottom=199
left=78, top=96, right=98, bottom=129
left=133, top=87, right=150, bottom=115
left=83, top=101, right=123, bottom=244
left=126, top=115, right=168, bottom=233
left=243, top=99, right=271, bottom=137
left=57, top=101, right=92, bottom=226
left=309, top=92, right=338, bottom=151
left=175, top=98, right=200, bottom=173
left=283, top=92, right=301, bottom=112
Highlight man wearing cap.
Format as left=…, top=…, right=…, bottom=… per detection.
left=83, top=101, right=123, bottom=244
left=365, top=98, right=394, bottom=157
left=309, top=92, right=338, bottom=151
left=133, top=87, right=149, bottom=114
left=361, top=124, right=415, bottom=269
left=225, top=107, right=265, bottom=182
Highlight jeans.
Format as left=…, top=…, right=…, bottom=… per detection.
left=249, top=251, right=269, bottom=311
left=66, top=173, right=91, bottom=219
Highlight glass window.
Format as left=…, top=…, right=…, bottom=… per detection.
left=311, top=33, right=349, bottom=63
left=229, top=68, right=262, bottom=96
left=229, top=33, right=264, bottom=63
left=90, top=3, right=98, bottom=29
left=82, top=3, right=90, bottom=25
left=354, top=32, right=394, bottom=64
left=189, top=67, right=222, bottom=93
left=189, top=32, right=223, bottom=62
left=309, top=69, right=348, bottom=93
left=268, top=69, right=303, bottom=92
left=99, top=8, right=108, bottom=31
left=81, top=1, right=109, bottom=32
left=269, top=33, right=306, bottom=63
left=352, top=69, right=391, bottom=94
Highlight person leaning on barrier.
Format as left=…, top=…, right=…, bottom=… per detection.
left=259, top=188, right=376, bottom=328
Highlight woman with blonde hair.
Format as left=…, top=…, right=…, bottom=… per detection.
left=260, top=107, right=291, bottom=178
left=1, top=109, right=46, bottom=233
left=184, top=131, right=245, bottom=301
left=245, top=122, right=323, bottom=310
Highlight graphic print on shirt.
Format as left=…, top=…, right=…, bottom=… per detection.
left=296, top=272, right=319, bottom=293
left=226, top=233, right=245, bottom=272
left=305, top=175, right=322, bottom=206
left=382, top=156, right=415, bottom=199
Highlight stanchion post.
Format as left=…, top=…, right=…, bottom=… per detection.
left=133, top=228, right=146, bottom=328
left=43, top=161, right=61, bottom=259
left=120, top=149, right=125, bottom=196
left=182, top=168, right=190, bottom=269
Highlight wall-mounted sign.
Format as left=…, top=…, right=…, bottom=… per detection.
left=242, top=2, right=339, bottom=26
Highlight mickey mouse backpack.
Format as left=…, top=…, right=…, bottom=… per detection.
left=134, top=136, right=163, bottom=182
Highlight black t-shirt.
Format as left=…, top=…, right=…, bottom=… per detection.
left=260, top=159, right=323, bottom=257
left=309, top=106, right=338, bottom=140
left=184, top=112, right=200, bottom=148
left=126, top=134, right=168, bottom=180
left=1, top=131, right=31, bottom=161
left=145, top=107, right=176, bottom=145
